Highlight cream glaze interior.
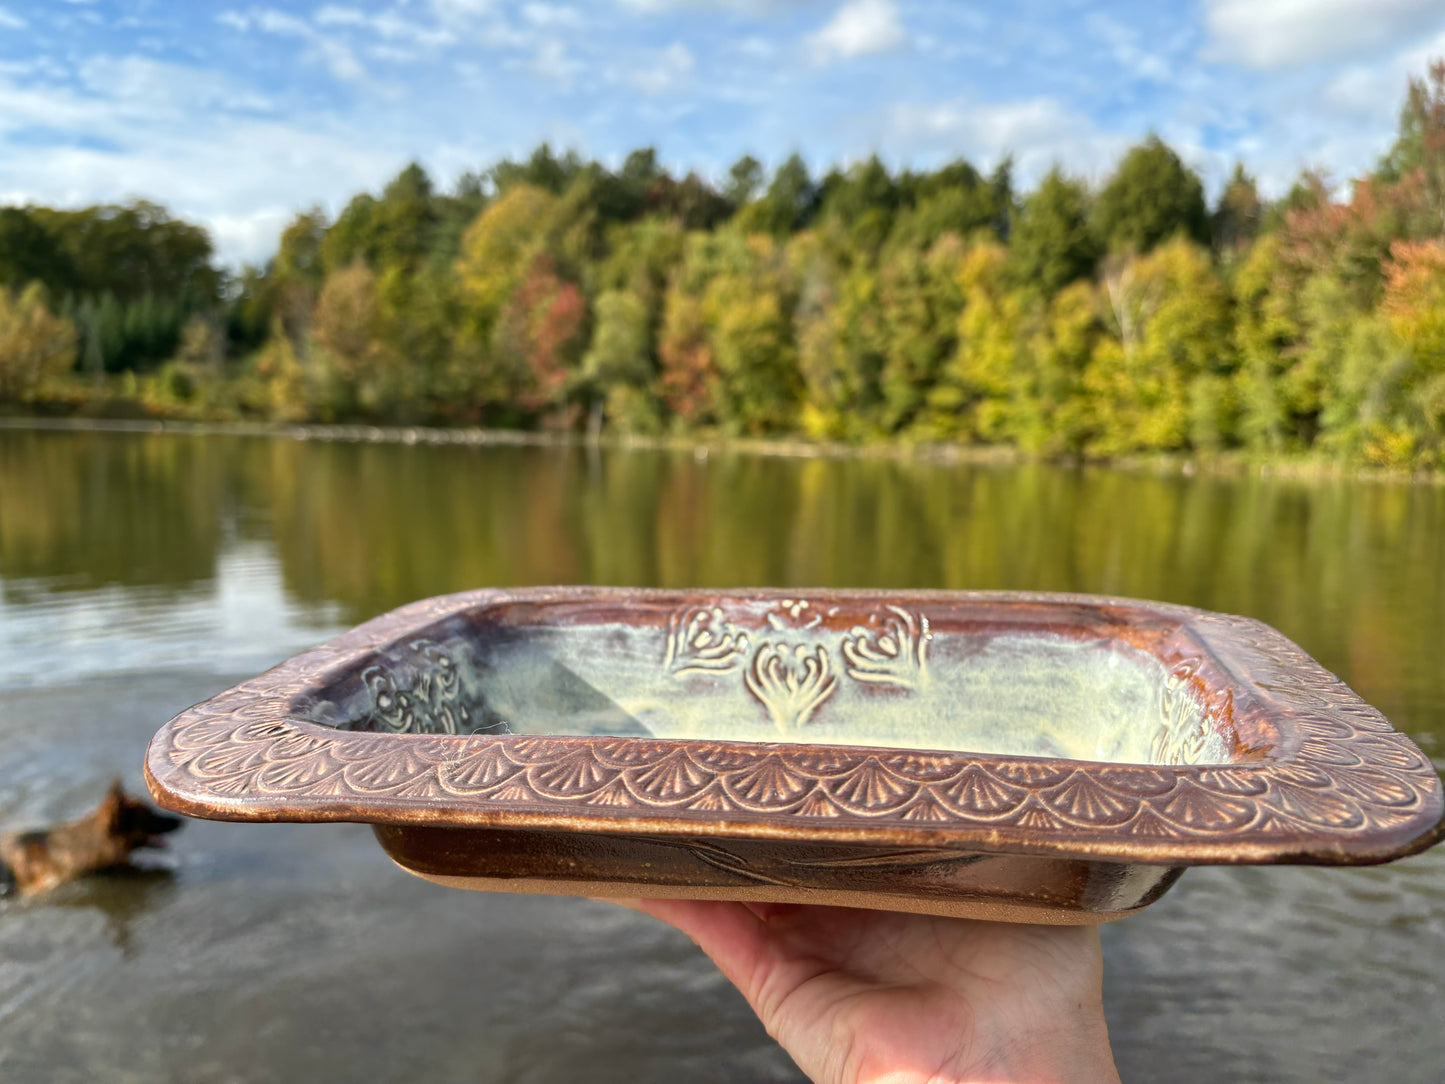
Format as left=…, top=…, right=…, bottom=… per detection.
left=308, top=600, right=1236, bottom=767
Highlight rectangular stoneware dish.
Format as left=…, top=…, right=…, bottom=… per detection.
left=145, top=588, right=1445, bottom=924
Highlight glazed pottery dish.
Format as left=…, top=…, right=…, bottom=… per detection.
left=145, top=588, right=1445, bottom=923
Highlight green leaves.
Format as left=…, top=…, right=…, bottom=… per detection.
left=1092, top=136, right=1209, bottom=256
left=0, top=283, right=79, bottom=402
left=1009, top=169, right=1099, bottom=298
left=10, top=61, right=1445, bottom=469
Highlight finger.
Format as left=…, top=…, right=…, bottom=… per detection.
left=591, top=896, right=648, bottom=913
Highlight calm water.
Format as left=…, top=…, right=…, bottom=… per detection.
left=0, top=427, right=1442, bottom=1083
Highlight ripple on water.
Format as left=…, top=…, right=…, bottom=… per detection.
left=2, top=434, right=1443, bottom=1082
left=1105, top=848, right=1445, bottom=1083
left=0, top=545, right=341, bottom=692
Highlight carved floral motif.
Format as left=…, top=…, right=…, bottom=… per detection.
left=765, top=598, right=834, bottom=631
left=146, top=589, right=1445, bottom=865
left=663, top=607, right=749, bottom=677
left=361, top=639, right=470, bottom=735
left=1152, top=660, right=1227, bottom=765
left=842, top=605, right=931, bottom=689
left=745, top=642, right=837, bottom=730
left=669, top=599, right=931, bottom=732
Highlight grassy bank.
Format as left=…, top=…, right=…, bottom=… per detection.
left=5, top=412, right=1441, bottom=487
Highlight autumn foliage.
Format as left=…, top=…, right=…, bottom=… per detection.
left=4, top=63, right=1445, bottom=468
left=0, top=283, right=78, bottom=402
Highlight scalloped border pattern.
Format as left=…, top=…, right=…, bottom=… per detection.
left=145, top=589, right=1444, bottom=865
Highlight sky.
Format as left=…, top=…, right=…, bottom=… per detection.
left=1, top=0, right=1443, bottom=266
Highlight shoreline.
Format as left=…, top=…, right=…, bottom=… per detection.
left=1, top=414, right=1441, bottom=486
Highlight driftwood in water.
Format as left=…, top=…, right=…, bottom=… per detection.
left=1, top=781, right=182, bottom=897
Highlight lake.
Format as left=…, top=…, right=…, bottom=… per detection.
left=1, top=425, right=1442, bottom=1082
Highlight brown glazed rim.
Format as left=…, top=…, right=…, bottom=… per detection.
left=144, top=588, right=1445, bottom=867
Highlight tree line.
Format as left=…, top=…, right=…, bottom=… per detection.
left=3, top=61, right=1444, bottom=469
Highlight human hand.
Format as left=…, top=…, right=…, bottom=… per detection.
left=615, top=899, right=1120, bottom=1084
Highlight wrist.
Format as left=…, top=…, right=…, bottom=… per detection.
left=953, top=1004, right=1120, bottom=1084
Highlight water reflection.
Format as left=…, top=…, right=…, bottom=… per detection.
left=2, top=429, right=1441, bottom=754
left=2, top=427, right=1444, bottom=1083
left=0, top=430, right=228, bottom=592
left=38, top=867, right=179, bottom=959
left=0, top=544, right=340, bottom=689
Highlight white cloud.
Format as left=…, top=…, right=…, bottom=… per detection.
left=0, top=58, right=417, bottom=265
left=430, top=0, right=497, bottom=28
left=6, top=0, right=1438, bottom=271
left=1203, top=0, right=1445, bottom=70
left=625, top=41, right=694, bottom=94
left=522, top=3, right=583, bottom=29
left=316, top=5, right=456, bottom=47
left=1324, top=25, right=1445, bottom=116
left=313, top=38, right=366, bottom=80
left=78, top=55, right=276, bottom=115
left=532, top=38, right=581, bottom=84
left=218, top=7, right=368, bottom=81
left=0, top=57, right=59, bottom=78
left=0, top=56, right=276, bottom=138
left=1085, top=12, right=1171, bottom=83
left=391, top=0, right=533, bottom=50
left=734, top=35, right=774, bottom=59
left=617, top=0, right=801, bottom=12
left=208, top=208, right=297, bottom=266
left=1212, top=25, right=1445, bottom=196
left=0, top=7, right=27, bottom=30
left=245, top=0, right=530, bottom=67
left=255, top=9, right=311, bottom=35
left=807, top=0, right=905, bottom=66
left=315, top=5, right=367, bottom=28
left=880, top=96, right=1128, bottom=187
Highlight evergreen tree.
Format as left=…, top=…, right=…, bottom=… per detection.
left=1008, top=168, right=1099, bottom=296
left=1377, top=61, right=1445, bottom=234
left=745, top=154, right=817, bottom=236
left=1092, top=136, right=1209, bottom=254
left=818, top=155, right=899, bottom=254
left=726, top=155, right=764, bottom=208
left=1212, top=164, right=1263, bottom=256
left=6, top=55, right=1445, bottom=465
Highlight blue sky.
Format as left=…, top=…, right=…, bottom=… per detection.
left=2, top=0, right=1443, bottom=265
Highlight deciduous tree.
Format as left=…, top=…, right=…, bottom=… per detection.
left=1087, top=238, right=1233, bottom=453
left=0, top=284, right=77, bottom=402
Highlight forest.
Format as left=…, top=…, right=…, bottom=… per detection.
left=2, top=61, right=1444, bottom=469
